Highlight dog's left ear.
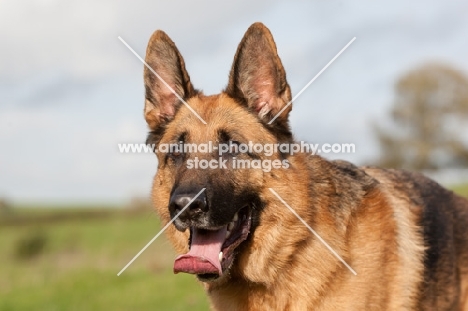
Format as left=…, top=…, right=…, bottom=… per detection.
left=226, top=23, right=292, bottom=126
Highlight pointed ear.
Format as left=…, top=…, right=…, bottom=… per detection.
left=225, top=23, right=292, bottom=125
left=144, top=30, right=196, bottom=130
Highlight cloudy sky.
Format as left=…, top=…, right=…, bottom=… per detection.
left=1, top=0, right=467, bottom=203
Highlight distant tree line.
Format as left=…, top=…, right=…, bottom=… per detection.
left=375, top=63, right=468, bottom=170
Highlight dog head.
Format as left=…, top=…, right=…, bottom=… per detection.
left=144, top=23, right=308, bottom=283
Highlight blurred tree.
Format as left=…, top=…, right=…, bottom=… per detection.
left=376, top=63, right=468, bottom=170
left=0, top=198, right=11, bottom=215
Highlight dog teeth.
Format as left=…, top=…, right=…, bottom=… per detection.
left=225, top=213, right=239, bottom=238
left=219, top=251, right=223, bottom=262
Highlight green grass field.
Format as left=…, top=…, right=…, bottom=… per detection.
left=451, top=183, right=468, bottom=197
left=1, top=184, right=467, bottom=311
left=0, top=209, right=209, bottom=311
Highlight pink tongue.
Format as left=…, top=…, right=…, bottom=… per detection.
left=174, top=227, right=227, bottom=276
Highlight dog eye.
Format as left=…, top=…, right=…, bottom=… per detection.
left=168, top=149, right=184, bottom=159
left=170, top=151, right=183, bottom=158
left=229, top=141, right=241, bottom=156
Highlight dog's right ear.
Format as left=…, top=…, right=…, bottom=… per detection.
left=144, top=30, right=196, bottom=131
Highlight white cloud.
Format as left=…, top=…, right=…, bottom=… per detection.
left=1, top=0, right=468, bottom=201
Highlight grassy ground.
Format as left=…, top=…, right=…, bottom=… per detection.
left=0, top=208, right=209, bottom=311
left=451, top=183, right=468, bottom=197
left=1, top=184, right=467, bottom=311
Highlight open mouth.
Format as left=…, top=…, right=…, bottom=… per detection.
left=173, top=206, right=252, bottom=281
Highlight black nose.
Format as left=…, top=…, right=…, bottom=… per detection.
left=169, top=190, right=207, bottom=222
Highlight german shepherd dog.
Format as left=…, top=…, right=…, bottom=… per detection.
left=142, top=23, right=468, bottom=310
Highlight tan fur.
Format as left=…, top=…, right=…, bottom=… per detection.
left=364, top=168, right=426, bottom=308
left=141, top=23, right=468, bottom=310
